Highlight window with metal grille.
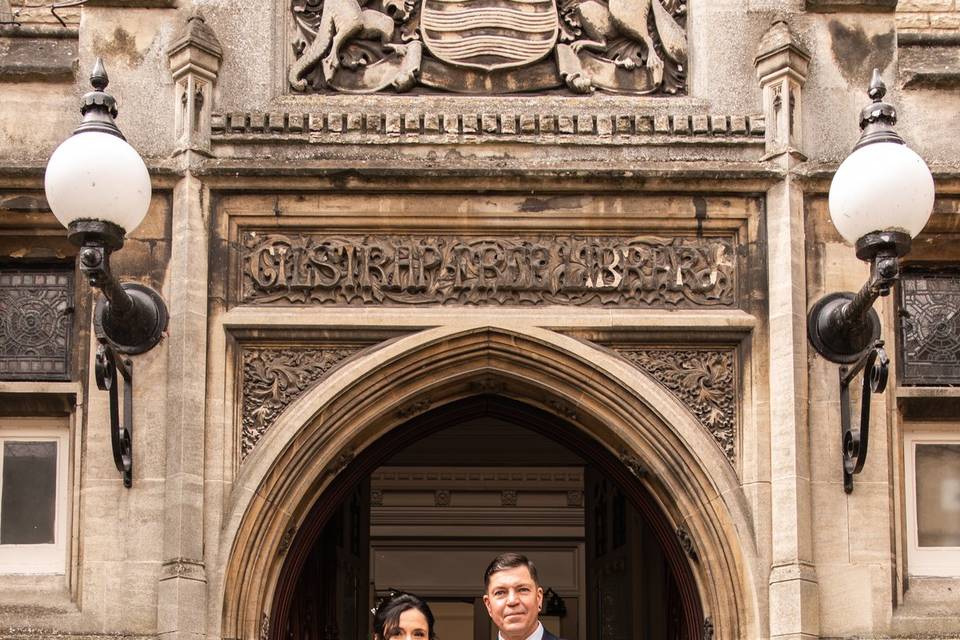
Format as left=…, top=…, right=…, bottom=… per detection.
left=898, top=270, right=960, bottom=386
left=0, top=267, right=73, bottom=381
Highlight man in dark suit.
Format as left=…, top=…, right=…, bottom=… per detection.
left=482, top=552, right=563, bottom=640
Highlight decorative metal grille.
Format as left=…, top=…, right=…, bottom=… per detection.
left=899, top=271, right=960, bottom=386
left=0, top=267, right=73, bottom=381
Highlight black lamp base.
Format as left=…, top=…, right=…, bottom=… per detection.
left=807, top=292, right=882, bottom=365
left=94, top=283, right=168, bottom=355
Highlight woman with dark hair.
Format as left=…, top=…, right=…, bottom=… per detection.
left=372, top=591, right=436, bottom=640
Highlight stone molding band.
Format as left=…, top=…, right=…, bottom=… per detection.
left=211, top=111, right=765, bottom=142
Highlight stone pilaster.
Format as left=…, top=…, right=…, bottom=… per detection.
left=158, top=13, right=221, bottom=640
left=167, top=12, right=222, bottom=155
left=157, top=169, right=211, bottom=640
left=755, top=18, right=819, bottom=640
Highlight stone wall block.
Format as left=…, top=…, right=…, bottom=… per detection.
left=501, top=114, right=518, bottom=135
left=386, top=113, right=402, bottom=134
left=768, top=576, right=820, bottom=637
left=673, top=115, right=690, bottom=134
left=462, top=114, right=478, bottom=134
left=309, top=113, right=326, bottom=132
left=163, top=472, right=205, bottom=557
left=558, top=115, right=575, bottom=134
left=124, top=480, right=166, bottom=562
left=365, top=113, right=381, bottom=133
left=157, top=570, right=207, bottom=636
left=930, top=11, right=960, bottom=27
left=615, top=114, right=632, bottom=134
left=404, top=112, right=421, bottom=133
left=637, top=115, right=654, bottom=132
left=289, top=113, right=304, bottom=132
left=810, top=480, right=850, bottom=562
left=576, top=113, right=594, bottom=134
left=710, top=115, right=728, bottom=133
left=846, top=483, right=892, bottom=563
left=481, top=113, right=498, bottom=133
left=541, top=114, right=556, bottom=133
left=103, top=560, right=161, bottom=631
left=229, top=112, right=246, bottom=132
left=519, top=114, right=537, bottom=133
left=817, top=565, right=874, bottom=635
left=423, top=113, right=440, bottom=133
left=896, top=13, right=933, bottom=28
left=249, top=113, right=266, bottom=132
left=345, top=113, right=362, bottom=132
left=730, top=115, right=748, bottom=134
left=692, top=114, right=710, bottom=134
left=654, top=114, right=670, bottom=132
left=441, top=113, right=459, bottom=133
left=327, top=113, right=344, bottom=133
left=899, top=0, right=955, bottom=10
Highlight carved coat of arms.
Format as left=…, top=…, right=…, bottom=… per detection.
left=288, top=0, right=687, bottom=95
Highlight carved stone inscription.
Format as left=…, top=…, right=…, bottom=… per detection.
left=241, top=232, right=736, bottom=307
left=241, top=346, right=362, bottom=459
left=288, top=0, right=687, bottom=94
left=615, top=348, right=736, bottom=462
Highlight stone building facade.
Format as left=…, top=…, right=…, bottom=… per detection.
left=0, top=0, right=959, bottom=639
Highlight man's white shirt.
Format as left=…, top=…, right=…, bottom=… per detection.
left=498, top=621, right=544, bottom=640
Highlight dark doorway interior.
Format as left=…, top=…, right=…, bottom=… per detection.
left=276, top=396, right=701, bottom=640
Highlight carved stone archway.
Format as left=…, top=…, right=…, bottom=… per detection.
left=216, top=325, right=761, bottom=640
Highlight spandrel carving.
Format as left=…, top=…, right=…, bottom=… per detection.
left=241, top=346, right=362, bottom=459
left=288, top=0, right=686, bottom=94
left=615, top=348, right=736, bottom=462
left=239, top=232, right=736, bottom=307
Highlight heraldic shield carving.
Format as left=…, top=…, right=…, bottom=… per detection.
left=288, top=0, right=688, bottom=94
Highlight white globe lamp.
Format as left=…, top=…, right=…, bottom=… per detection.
left=43, top=58, right=167, bottom=357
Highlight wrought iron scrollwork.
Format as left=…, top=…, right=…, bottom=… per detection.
left=839, top=340, right=888, bottom=494
left=95, top=342, right=134, bottom=487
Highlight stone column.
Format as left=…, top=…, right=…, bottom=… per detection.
left=755, top=20, right=819, bottom=640
left=158, top=13, right=222, bottom=640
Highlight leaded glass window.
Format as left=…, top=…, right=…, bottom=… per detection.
left=899, top=271, right=960, bottom=386
left=0, top=267, right=73, bottom=380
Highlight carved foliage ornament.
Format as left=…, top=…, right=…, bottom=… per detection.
left=288, top=0, right=687, bottom=94
left=240, top=232, right=736, bottom=308
left=615, top=348, right=736, bottom=461
left=241, top=345, right=362, bottom=459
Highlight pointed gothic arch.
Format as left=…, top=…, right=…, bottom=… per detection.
left=215, top=325, right=761, bottom=639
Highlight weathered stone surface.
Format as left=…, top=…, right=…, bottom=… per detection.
left=805, top=0, right=898, bottom=11
left=899, top=41, right=960, bottom=88
left=0, top=33, right=76, bottom=81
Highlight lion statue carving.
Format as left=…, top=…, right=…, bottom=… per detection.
left=289, top=0, right=411, bottom=91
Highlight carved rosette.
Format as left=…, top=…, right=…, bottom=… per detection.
left=240, top=345, right=362, bottom=459
left=615, top=348, right=736, bottom=462
left=240, top=232, right=736, bottom=308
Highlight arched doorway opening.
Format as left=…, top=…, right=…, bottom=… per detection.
left=275, top=396, right=701, bottom=639
left=218, top=326, right=758, bottom=640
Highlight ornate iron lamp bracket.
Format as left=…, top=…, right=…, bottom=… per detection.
left=95, top=342, right=134, bottom=488
left=838, top=340, right=888, bottom=494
